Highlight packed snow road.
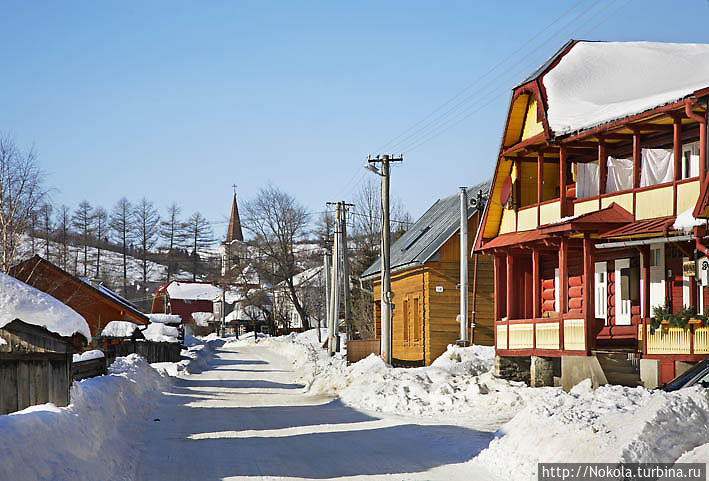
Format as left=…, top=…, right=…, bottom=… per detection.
left=135, top=342, right=498, bottom=480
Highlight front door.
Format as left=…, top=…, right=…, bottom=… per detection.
left=595, top=262, right=608, bottom=325
left=615, top=258, right=632, bottom=325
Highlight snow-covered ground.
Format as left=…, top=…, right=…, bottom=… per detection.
left=238, top=329, right=709, bottom=479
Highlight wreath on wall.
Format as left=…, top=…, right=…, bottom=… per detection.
left=650, top=304, right=709, bottom=335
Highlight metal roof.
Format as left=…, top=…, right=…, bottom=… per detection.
left=361, top=180, right=490, bottom=280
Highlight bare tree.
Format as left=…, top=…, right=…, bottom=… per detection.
left=185, top=211, right=214, bottom=281
left=39, top=203, right=53, bottom=260
left=243, top=185, right=312, bottom=329
left=110, top=197, right=133, bottom=292
left=56, top=205, right=71, bottom=270
left=133, top=198, right=160, bottom=283
left=0, top=136, right=45, bottom=272
left=160, top=202, right=186, bottom=281
left=94, top=206, right=108, bottom=278
left=72, top=200, right=94, bottom=277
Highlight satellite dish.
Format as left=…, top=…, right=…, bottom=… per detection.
left=500, top=176, right=513, bottom=206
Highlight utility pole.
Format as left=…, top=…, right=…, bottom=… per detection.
left=365, top=154, right=403, bottom=365
left=340, top=202, right=354, bottom=339
left=459, top=187, right=469, bottom=346
left=327, top=202, right=341, bottom=356
left=321, top=250, right=331, bottom=344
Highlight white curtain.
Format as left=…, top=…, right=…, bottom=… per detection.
left=640, top=148, right=674, bottom=187
left=576, top=161, right=599, bottom=199
left=606, top=157, right=633, bottom=193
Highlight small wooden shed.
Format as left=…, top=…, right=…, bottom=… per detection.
left=0, top=320, right=86, bottom=414
left=361, top=182, right=494, bottom=366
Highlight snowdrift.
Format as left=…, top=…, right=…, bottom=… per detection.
left=0, top=355, right=167, bottom=481
left=474, top=379, right=709, bottom=480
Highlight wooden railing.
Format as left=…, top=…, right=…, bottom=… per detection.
left=645, top=323, right=709, bottom=356
left=495, top=317, right=582, bottom=353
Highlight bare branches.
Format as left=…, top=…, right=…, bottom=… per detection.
left=0, top=135, right=46, bottom=272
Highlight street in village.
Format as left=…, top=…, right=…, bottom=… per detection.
left=135, top=342, right=498, bottom=481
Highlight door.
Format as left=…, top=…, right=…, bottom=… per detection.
left=595, top=262, right=608, bottom=325
left=615, top=258, right=632, bottom=325
left=649, top=244, right=666, bottom=313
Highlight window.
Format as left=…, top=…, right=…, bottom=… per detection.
left=412, top=297, right=421, bottom=342
left=682, top=141, right=700, bottom=179
left=403, top=299, right=409, bottom=342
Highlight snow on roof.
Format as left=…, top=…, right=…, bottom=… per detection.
left=148, top=313, right=182, bottom=325
left=226, top=305, right=267, bottom=322
left=277, top=266, right=323, bottom=288
left=191, top=312, right=213, bottom=327
left=0, top=272, right=91, bottom=341
left=100, top=320, right=139, bottom=338
left=165, top=281, right=222, bottom=301
left=544, top=41, right=709, bottom=136
left=141, top=323, right=179, bottom=343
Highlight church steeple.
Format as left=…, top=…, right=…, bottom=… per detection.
left=226, top=192, right=244, bottom=243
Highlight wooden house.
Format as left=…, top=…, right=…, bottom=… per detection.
left=10, top=255, right=149, bottom=338
left=151, top=280, right=221, bottom=330
left=361, top=182, right=493, bottom=366
left=474, top=40, right=709, bottom=388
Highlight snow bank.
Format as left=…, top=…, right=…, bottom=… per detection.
left=474, top=379, right=709, bottom=480
left=141, top=323, right=179, bottom=343
left=166, top=281, right=221, bottom=301
left=258, top=330, right=537, bottom=423
left=72, top=349, right=105, bottom=363
left=100, top=320, right=139, bottom=338
left=673, top=207, right=706, bottom=233
left=0, top=354, right=167, bottom=481
left=151, top=336, right=225, bottom=376
left=147, top=313, right=181, bottom=324
left=545, top=41, right=709, bottom=135
left=0, top=272, right=91, bottom=341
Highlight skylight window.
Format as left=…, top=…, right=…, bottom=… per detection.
left=402, top=226, right=430, bottom=251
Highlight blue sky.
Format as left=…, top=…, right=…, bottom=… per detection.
left=2, top=0, right=708, bottom=239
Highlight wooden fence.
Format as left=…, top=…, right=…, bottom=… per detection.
left=346, top=339, right=380, bottom=364
left=0, top=352, right=72, bottom=415
left=100, top=340, right=181, bottom=364
left=72, top=357, right=107, bottom=381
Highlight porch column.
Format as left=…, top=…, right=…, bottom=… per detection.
left=559, top=237, right=568, bottom=314
left=537, top=151, right=544, bottom=226
left=494, top=255, right=504, bottom=321
left=673, top=114, right=682, bottom=181
left=685, top=101, right=707, bottom=179
left=640, top=246, right=650, bottom=355
left=559, top=146, right=568, bottom=217
left=532, top=248, right=541, bottom=319
left=633, top=129, right=641, bottom=189
left=598, top=137, right=607, bottom=195
left=506, top=253, right=515, bottom=320
left=583, top=235, right=595, bottom=354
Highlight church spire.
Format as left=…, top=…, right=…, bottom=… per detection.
left=226, top=192, right=243, bottom=243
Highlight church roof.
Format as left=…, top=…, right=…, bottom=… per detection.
left=226, top=193, right=244, bottom=243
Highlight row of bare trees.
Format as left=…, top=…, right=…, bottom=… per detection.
left=1, top=135, right=216, bottom=295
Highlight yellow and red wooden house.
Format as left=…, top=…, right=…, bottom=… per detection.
left=475, top=40, right=709, bottom=388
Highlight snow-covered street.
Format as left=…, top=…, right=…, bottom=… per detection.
left=135, top=342, right=499, bottom=480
